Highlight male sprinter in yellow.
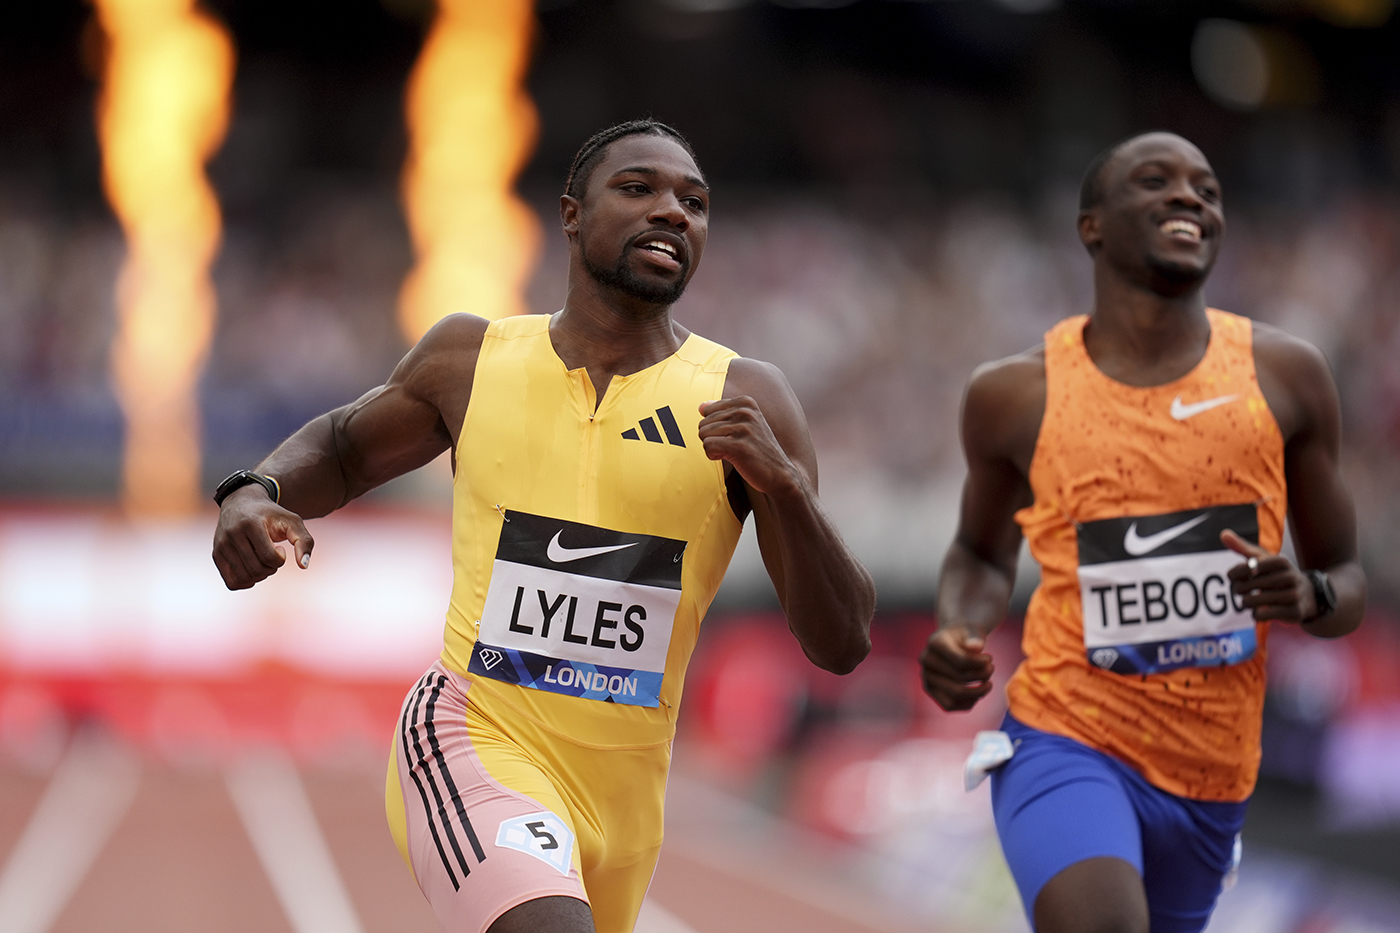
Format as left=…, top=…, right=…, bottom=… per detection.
left=212, top=120, right=875, bottom=933
left=921, top=132, right=1365, bottom=933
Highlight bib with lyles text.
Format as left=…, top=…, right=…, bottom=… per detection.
left=1078, top=504, right=1258, bottom=674
left=468, top=511, right=683, bottom=707
left=439, top=314, right=744, bottom=747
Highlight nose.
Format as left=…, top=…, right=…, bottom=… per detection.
left=1165, top=176, right=1204, bottom=210
left=648, top=192, right=688, bottom=231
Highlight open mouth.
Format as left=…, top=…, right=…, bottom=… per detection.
left=634, top=236, right=683, bottom=271
left=1159, top=218, right=1203, bottom=243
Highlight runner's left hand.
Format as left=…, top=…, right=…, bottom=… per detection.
left=698, top=397, right=801, bottom=495
left=1222, top=529, right=1316, bottom=622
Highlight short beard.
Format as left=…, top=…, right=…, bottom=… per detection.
left=581, top=238, right=690, bottom=306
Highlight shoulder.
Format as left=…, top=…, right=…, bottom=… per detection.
left=1250, top=320, right=1339, bottom=443
left=962, top=344, right=1047, bottom=464
left=1250, top=320, right=1333, bottom=383
left=390, top=313, right=491, bottom=394
left=723, top=356, right=789, bottom=395
left=722, top=357, right=803, bottom=418
left=965, top=344, right=1046, bottom=417
left=408, top=312, right=491, bottom=357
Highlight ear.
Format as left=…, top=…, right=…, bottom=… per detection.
left=560, top=195, right=581, bottom=239
left=1077, top=208, right=1101, bottom=253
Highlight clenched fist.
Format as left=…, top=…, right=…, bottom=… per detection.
left=920, top=627, right=995, bottom=711
left=698, top=397, right=802, bottom=496
left=212, top=485, right=314, bottom=590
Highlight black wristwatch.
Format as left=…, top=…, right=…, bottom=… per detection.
left=1305, top=569, right=1338, bottom=621
left=213, top=470, right=280, bottom=507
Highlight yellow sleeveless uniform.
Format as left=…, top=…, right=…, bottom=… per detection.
left=1007, top=309, right=1287, bottom=802
left=386, top=314, right=744, bottom=933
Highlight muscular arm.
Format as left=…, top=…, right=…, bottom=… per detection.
left=1234, top=325, right=1366, bottom=637
left=699, top=359, right=874, bottom=674
left=212, top=314, right=486, bottom=589
left=922, top=349, right=1045, bottom=711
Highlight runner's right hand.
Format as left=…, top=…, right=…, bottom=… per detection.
left=920, top=627, right=995, bottom=711
left=212, top=485, right=314, bottom=590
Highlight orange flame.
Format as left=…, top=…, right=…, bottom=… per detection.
left=94, top=0, right=233, bottom=515
left=398, top=0, right=540, bottom=341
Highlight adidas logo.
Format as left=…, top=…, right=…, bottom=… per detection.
left=622, top=406, right=686, bottom=447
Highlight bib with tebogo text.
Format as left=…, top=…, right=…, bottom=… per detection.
left=466, top=510, right=684, bottom=707
left=1077, top=503, right=1258, bottom=675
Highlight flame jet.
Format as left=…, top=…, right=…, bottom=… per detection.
left=94, top=0, right=233, bottom=515
left=398, top=0, right=540, bottom=341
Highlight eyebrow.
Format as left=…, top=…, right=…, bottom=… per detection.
left=1134, top=159, right=1216, bottom=178
left=610, top=165, right=710, bottom=191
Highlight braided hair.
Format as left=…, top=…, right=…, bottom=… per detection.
left=564, top=119, right=699, bottom=200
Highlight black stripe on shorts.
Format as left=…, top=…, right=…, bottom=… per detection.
left=401, top=674, right=470, bottom=888
left=421, top=675, right=487, bottom=863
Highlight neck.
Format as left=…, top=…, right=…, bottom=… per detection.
left=551, top=271, right=686, bottom=379
left=1085, top=263, right=1211, bottom=386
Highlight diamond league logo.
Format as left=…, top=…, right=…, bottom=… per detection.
left=1091, top=648, right=1120, bottom=669
left=478, top=648, right=504, bottom=670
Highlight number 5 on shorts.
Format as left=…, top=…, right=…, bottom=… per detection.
left=496, top=812, right=575, bottom=874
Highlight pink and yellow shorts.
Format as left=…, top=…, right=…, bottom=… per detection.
left=385, top=662, right=668, bottom=933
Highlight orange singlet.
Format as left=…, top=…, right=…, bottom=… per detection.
left=1006, top=309, right=1287, bottom=802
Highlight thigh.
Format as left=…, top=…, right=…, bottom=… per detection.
left=535, top=737, right=669, bottom=933
left=1035, top=857, right=1148, bottom=933
left=990, top=724, right=1144, bottom=926
left=1135, top=787, right=1246, bottom=933
left=489, top=895, right=596, bottom=933
left=392, top=666, right=590, bottom=933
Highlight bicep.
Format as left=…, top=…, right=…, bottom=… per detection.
left=721, top=359, right=817, bottom=598
left=953, top=449, right=1030, bottom=573
left=1282, top=362, right=1357, bottom=570
left=334, top=383, right=452, bottom=492
left=330, top=315, right=483, bottom=495
left=952, top=369, right=1037, bottom=571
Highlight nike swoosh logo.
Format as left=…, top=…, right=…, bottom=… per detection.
left=1123, top=513, right=1212, bottom=557
left=546, top=531, right=637, bottom=564
left=1170, top=394, right=1239, bottom=420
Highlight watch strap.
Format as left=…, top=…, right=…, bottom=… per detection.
left=213, top=470, right=280, bottom=507
left=1305, top=569, right=1337, bottom=620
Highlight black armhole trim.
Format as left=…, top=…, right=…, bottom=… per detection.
left=725, top=467, right=751, bottom=524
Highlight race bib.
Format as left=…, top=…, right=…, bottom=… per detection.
left=1077, top=504, right=1259, bottom=675
left=467, top=511, right=684, bottom=707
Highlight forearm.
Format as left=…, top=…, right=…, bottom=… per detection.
left=936, top=539, right=1015, bottom=639
left=759, top=474, right=875, bottom=674
left=1301, top=559, right=1366, bottom=639
left=254, top=410, right=354, bottom=519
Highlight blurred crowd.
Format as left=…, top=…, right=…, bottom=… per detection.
left=3, top=177, right=1398, bottom=605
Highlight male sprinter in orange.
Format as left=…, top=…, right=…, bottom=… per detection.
left=921, top=131, right=1365, bottom=933
left=212, top=120, right=875, bottom=933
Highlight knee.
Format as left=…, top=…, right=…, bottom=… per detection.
left=1033, top=857, right=1149, bottom=933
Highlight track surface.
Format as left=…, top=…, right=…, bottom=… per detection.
left=0, top=736, right=923, bottom=933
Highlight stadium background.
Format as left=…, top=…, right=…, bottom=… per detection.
left=2, top=0, right=1400, bottom=930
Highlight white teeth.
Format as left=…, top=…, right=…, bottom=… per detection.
left=641, top=240, right=678, bottom=258
left=1161, top=219, right=1202, bottom=239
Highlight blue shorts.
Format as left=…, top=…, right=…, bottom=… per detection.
left=990, top=714, right=1248, bottom=933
